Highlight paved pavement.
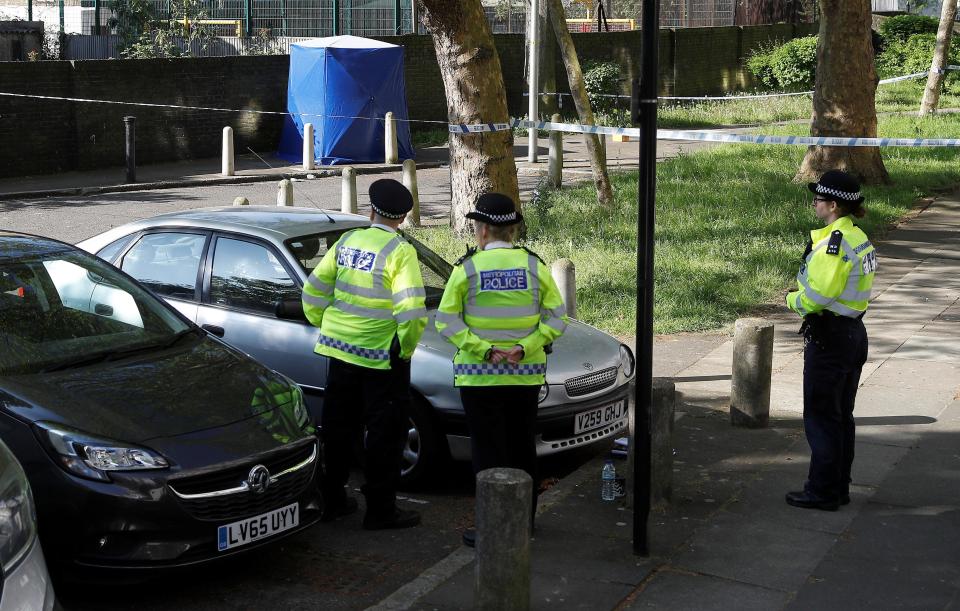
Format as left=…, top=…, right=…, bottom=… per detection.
left=4, top=134, right=957, bottom=610
left=374, top=195, right=960, bottom=610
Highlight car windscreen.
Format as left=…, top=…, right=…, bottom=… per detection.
left=286, top=231, right=453, bottom=308
left=0, top=248, right=192, bottom=375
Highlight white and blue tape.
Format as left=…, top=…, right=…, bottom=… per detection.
left=451, top=119, right=960, bottom=148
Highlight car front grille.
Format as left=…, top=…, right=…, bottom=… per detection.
left=564, top=367, right=618, bottom=397
left=168, top=441, right=317, bottom=522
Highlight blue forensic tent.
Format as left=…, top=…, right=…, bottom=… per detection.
left=277, top=35, right=415, bottom=166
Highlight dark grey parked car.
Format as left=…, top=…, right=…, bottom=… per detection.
left=79, top=207, right=635, bottom=484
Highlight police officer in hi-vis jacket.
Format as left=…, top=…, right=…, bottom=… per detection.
left=435, top=193, right=568, bottom=546
left=786, top=170, right=876, bottom=511
left=302, top=179, right=428, bottom=530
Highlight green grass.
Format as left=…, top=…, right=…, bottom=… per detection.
left=409, top=112, right=960, bottom=336
left=411, top=128, right=450, bottom=148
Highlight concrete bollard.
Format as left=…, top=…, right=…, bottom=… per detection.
left=302, top=122, right=315, bottom=171
left=277, top=179, right=293, bottom=207
left=550, top=258, right=576, bottom=319
left=651, top=378, right=676, bottom=505
left=221, top=126, right=234, bottom=176
left=400, top=159, right=420, bottom=228
left=625, top=377, right=676, bottom=508
left=232, top=196, right=249, bottom=206
left=384, top=111, right=399, bottom=164
left=548, top=113, right=563, bottom=188
left=475, top=468, right=531, bottom=611
left=341, top=167, right=357, bottom=214
left=730, top=318, right=774, bottom=428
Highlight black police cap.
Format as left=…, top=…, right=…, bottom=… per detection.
left=369, top=179, right=413, bottom=219
left=808, top=170, right=865, bottom=205
left=465, top=192, right=523, bottom=226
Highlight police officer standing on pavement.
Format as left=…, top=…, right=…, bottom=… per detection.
left=302, top=178, right=428, bottom=530
left=435, top=193, right=568, bottom=546
left=786, top=170, right=877, bottom=511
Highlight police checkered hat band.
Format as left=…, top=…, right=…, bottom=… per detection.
left=808, top=170, right=865, bottom=205
left=371, top=204, right=406, bottom=219
left=815, top=184, right=863, bottom=202
left=470, top=210, right=518, bottom=224
left=465, top=192, right=523, bottom=226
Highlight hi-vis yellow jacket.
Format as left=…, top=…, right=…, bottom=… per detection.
left=435, top=246, right=568, bottom=386
left=301, top=227, right=427, bottom=370
left=787, top=215, right=877, bottom=318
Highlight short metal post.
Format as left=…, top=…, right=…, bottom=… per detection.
left=475, top=468, right=531, bottom=611
left=548, top=112, right=563, bottom=188
left=550, top=258, right=576, bottom=319
left=401, top=159, right=420, bottom=227
left=341, top=167, right=357, bottom=214
left=123, top=116, right=136, bottom=183
left=302, top=123, right=315, bottom=171
left=730, top=318, right=774, bottom=428
left=222, top=126, right=235, bottom=177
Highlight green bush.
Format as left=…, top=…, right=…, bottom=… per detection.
left=583, top=61, right=623, bottom=115
left=878, top=15, right=939, bottom=45
left=876, top=32, right=960, bottom=89
left=747, top=36, right=818, bottom=91
left=746, top=42, right=778, bottom=89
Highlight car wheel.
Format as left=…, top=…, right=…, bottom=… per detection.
left=399, top=397, right=446, bottom=488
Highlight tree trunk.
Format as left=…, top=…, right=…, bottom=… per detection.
left=544, top=0, right=614, bottom=208
left=418, top=0, right=519, bottom=236
left=537, top=0, right=559, bottom=118
left=795, top=0, right=888, bottom=184
left=919, top=0, right=958, bottom=116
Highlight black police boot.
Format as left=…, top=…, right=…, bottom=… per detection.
left=321, top=495, right=358, bottom=522
left=785, top=490, right=840, bottom=511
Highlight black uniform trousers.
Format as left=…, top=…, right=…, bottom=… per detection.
left=320, top=348, right=410, bottom=516
left=802, top=313, right=868, bottom=501
left=459, top=385, right=540, bottom=518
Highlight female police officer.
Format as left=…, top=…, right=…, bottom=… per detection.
left=785, top=170, right=877, bottom=511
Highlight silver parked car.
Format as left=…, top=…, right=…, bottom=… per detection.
left=78, top=207, right=635, bottom=485
left=0, top=438, right=56, bottom=611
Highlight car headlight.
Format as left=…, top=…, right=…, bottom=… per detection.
left=0, top=452, right=37, bottom=575
left=35, top=422, right=169, bottom=482
left=538, top=384, right=549, bottom=404
left=619, top=344, right=636, bottom=378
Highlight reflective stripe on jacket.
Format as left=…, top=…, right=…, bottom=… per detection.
left=301, top=227, right=428, bottom=369
left=787, top=215, right=876, bottom=319
left=435, top=247, right=568, bottom=386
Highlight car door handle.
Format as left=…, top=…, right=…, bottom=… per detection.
left=201, top=324, right=225, bottom=337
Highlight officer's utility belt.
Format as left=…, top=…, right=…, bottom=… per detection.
left=798, top=310, right=865, bottom=335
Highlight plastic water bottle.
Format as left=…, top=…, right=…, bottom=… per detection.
left=601, top=460, right=616, bottom=501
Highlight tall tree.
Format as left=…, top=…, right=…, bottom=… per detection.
left=795, top=0, right=888, bottom=184
left=418, top=1, right=520, bottom=236
left=919, top=0, right=958, bottom=116
left=545, top=0, right=614, bottom=208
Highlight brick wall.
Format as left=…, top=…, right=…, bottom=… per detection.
left=0, top=23, right=818, bottom=179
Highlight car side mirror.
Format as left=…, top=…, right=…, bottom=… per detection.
left=275, top=298, right=308, bottom=322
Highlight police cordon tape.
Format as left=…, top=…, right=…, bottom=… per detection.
left=450, top=119, right=960, bottom=148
